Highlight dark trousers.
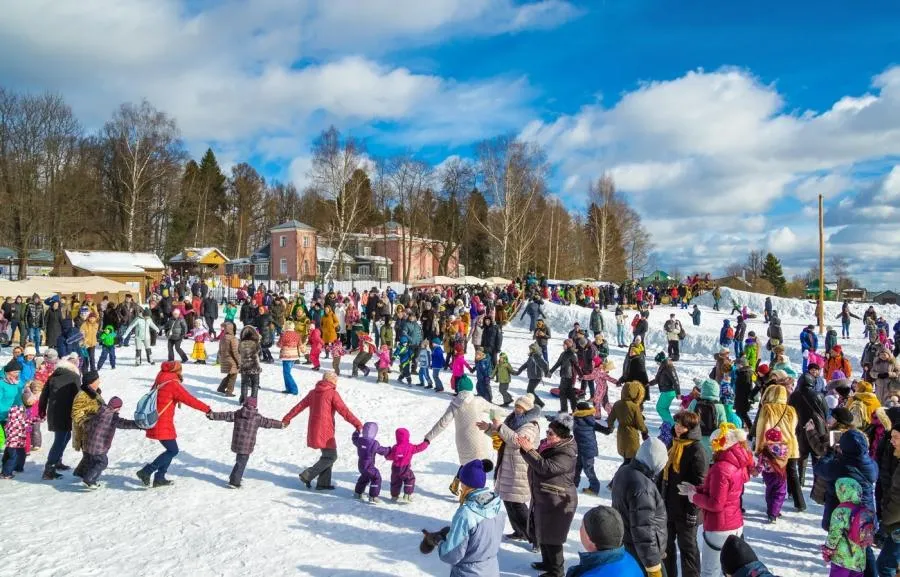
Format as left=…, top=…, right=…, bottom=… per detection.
left=476, top=377, right=493, bottom=403
left=97, top=345, right=116, bottom=369
left=204, top=316, right=216, bottom=337
left=352, top=352, right=372, bottom=376
left=559, top=377, right=577, bottom=413
left=230, top=453, right=249, bottom=486
left=665, top=519, right=697, bottom=577
left=1, top=447, right=25, bottom=475
left=240, top=373, right=260, bottom=404
left=787, top=458, right=806, bottom=509
left=668, top=339, right=680, bottom=361
left=527, top=379, right=545, bottom=407
left=141, top=440, right=179, bottom=481
left=735, top=407, right=753, bottom=430
left=540, top=544, right=565, bottom=577
left=47, top=430, right=71, bottom=467
left=9, top=320, right=23, bottom=346
left=83, top=453, right=109, bottom=484
left=168, top=339, right=188, bottom=362
left=218, top=374, right=237, bottom=395
left=390, top=465, right=416, bottom=497
left=355, top=466, right=382, bottom=498
left=86, top=346, right=97, bottom=372
left=302, top=448, right=337, bottom=488
left=498, top=380, right=513, bottom=405
left=575, top=453, right=600, bottom=492
left=504, top=500, right=530, bottom=539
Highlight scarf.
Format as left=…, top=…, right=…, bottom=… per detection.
left=664, top=437, right=694, bottom=481
left=506, top=411, right=528, bottom=432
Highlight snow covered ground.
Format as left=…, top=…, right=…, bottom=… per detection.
left=2, top=288, right=894, bottom=576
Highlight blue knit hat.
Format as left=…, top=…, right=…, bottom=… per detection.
left=458, top=459, right=493, bottom=489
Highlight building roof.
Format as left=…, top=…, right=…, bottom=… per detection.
left=64, top=250, right=165, bottom=274
left=317, top=246, right=355, bottom=263
left=0, top=247, right=54, bottom=263
left=356, top=255, right=393, bottom=265
left=169, top=247, right=230, bottom=264
left=271, top=220, right=316, bottom=232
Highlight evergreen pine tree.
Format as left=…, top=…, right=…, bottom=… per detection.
left=761, top=252, right=787, bottom=295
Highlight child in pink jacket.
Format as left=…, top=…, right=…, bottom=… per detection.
left=386, top=427, right=428, bottom=502
left=589, top=358, right=618, bottom=418
left=450, top=345, right=473, bottom=392
left=376, top=344, right=392, bottom=383
left=308, top=327, right=323, bottom=370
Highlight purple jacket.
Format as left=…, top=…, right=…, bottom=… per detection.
left=352, top=422, right=389, bottom=472
left=83, top=405, right=140, bottom=456
left=208, top=406, right=283, bottom=455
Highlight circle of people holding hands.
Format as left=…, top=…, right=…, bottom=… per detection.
left=4, top=274, right=900, bottom=577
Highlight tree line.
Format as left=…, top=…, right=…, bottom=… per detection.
left=0, top=88, right=650, bottom=282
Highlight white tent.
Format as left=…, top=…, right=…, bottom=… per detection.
left=411, top=276, right=461, bottom=287
left=458, top=275, right=486, bottom=285
left=484, top=276, right=511, bottom=286
left=0, top=276, right=135, bottom=301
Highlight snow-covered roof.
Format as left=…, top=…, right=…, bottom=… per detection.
left=271, top=220, right=316, bottom=232
left=65, top=250, right=165, bottom=274
left=316, top=247, right=354, bottom=263
left=169, top=247, right=230, bottom=264
left=356, top=255, right=393, bottom=264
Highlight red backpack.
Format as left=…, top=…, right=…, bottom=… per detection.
left=837, top=503, right=876, bottom=548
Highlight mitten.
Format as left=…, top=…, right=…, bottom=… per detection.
left=419, top=527, right=451, bottom=554
left=821, top=546, right=834, bottom=563
left=641, top=430, right=650, bottom=441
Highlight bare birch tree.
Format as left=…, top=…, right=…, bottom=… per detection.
left=474, top=136, right=547, bottom=275
left=308, top=126, right=369, bottom=281
left=587, top=173, right=617, bottom=280
left=101, top=100, right=183, bottom=251
left=387, top=156, right=432, bottom=284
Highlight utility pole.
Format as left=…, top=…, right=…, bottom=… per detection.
left=818, top=193, right=825, bottom=334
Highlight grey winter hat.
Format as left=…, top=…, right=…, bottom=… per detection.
left=549, top=413, right=574, bottom=438
left=583, top=506, right=624, bottom=551
left=636, top=438, right=668, bottom=476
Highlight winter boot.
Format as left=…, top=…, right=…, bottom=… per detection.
left=136, top=469, right=152, bottom=487
left=354, top=492, right=364, bottom=500
left=368, top=496, right=381, bottom=504
left=146, top=349, right=154, bottom=365
left=54, top=462, right=71, bottom=471
left=42, top=465, right=62, bottom=480
left=152, top=478, right=174, bottom=488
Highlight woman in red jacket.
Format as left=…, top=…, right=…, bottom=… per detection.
left=282, top=371, right=362, bottom=490
left=678, top=423, right=753, bottom=577
left=136, top=361, right=211, bottom=488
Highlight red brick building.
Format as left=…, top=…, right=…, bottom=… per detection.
left=269, top=220, right=318, bottom=282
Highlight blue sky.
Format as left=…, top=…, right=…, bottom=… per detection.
left=3, top=1, right=900, bottom=286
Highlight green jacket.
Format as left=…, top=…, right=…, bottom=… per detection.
left=99, top=326, right=116, bottom=348
left=825, top=477, right=867, bottom=572
left=493, top=359, right=513, bottom=384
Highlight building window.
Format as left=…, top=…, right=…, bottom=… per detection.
left=302, top=261, right=309, bottom=275
left=344, top=266, right=352, bottom=278
left=363, top=246, right=371, bottom=257
left=359, top=265, right=370, bottom=277
left=303, top=236, right=310, bottom=248
left=279, top=235, right=286, bottom=248
left=280, top=258, right=287, bottom=275
left=255, top=262, right=269, bottom=277
left=378, top=266, right=387, bottom=279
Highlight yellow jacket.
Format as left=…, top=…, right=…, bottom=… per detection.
left=754, top=385, right=799, bottom=458
left=71, top=388, right=104, bottom=452
left=82, top=318, right=100, bottom=348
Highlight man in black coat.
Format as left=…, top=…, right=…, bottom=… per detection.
left=202, top=294, right=219, bottom=337
left=37, top=359, right=82, bottom=479
left=659, top=414, right=708, bottom=577
left=790, top=363, right=828, bottom=487
left=611, top=437, right=668, bottom=577
left=480, top=316, right=502, bottom=369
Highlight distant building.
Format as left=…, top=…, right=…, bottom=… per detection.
left=805, top=280, right=838, bottom=301
left=841, top=287, right=868, bottom=302
left=872, top=290, right=900, bottom=305
left=0, top=247, right=54, bottom=278
left=270, top=220, right=318, bottom=282
left=169, top=247, right=230, bottom=276
left=56, top=250, right=165, bottom=296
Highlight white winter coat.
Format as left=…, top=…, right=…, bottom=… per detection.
left=122, top=317, right=159, bottom=348
left=335, top=304, right=347, bottom=334
left=492, top=418, right=539, bottom=504
left=426, top=391, right=494, bottom=465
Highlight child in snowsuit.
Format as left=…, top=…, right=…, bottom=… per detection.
left=756, top=427, right=789, bottom=523
left=238, top=326, right=262, bottom=404
left=431, top=338, right=445, bottom=392
left=572, top=400, right=602, bottom=495
left=97, top=325, right=117, bottom=369
left=352, top=421, right=391, bottom=503
left=515, top=342, right=548, bottom=408
left=307, top=326, right=323, bottom=370
left=450, top=344, right=473, bottom=392
left=394, top=337, right=413, bottom=386
left=597, top=380, right=647, bottom=464
left=386, top=427, right=429, bottom=502
left=474, top=350, right=493, bottom=402
left=823, top=477, right=869, bottom=577
left=590, top=358, right=618, bottom=418
left=492, top=352, right=514, bottom=406
left=188, top=320, right=209, bottom=364
left=1, top=402, right=38, bottom=478
left=376, top=344, right=392, bottom=383
left=207, top=397, right=284, bottom=489
left=417, top=344, right=433, bottom=389
left=329, top=340, right=345, bottom=376
left=80, top=396, right=140, bottom=488
left=720, top=372, right=743, bottom=428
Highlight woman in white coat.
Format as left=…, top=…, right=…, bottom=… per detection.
left=121, top=309, right=159, bottom=366
left=477, top=393, right=540, bottom=542
left=425, top=375, right=494, bottom=494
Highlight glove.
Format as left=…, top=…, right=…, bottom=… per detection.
left=641, top=430, right=650, bottom=441
left=880, top=372, right=889, bottom=379
left=677, top=482, right=697, bottom=499
left=282, top=418, right=292, bottom=427
left=821, top=546, right=834, bottom=563
left=420, top=527, right=451, bottom=554
left=206, top=412, right=214, bottom=420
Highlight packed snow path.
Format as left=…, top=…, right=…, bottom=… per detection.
left=4, top=287, right=881, bottom=576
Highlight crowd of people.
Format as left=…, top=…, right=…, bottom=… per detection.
left=3, top=270, right=900, bottom=577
